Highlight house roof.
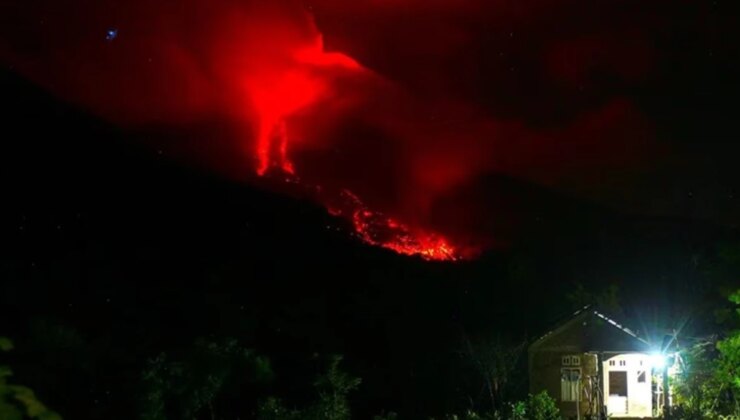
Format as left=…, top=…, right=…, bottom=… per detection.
left=529, top=305, right=650, bottom=352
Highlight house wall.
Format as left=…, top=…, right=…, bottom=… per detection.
left=529, top=310, right=653, bottom=419
left=529, top=350, right=594, bottom=419
left=602, top=353, right=652, bottom=418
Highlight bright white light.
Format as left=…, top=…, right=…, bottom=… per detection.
left=650, top=353, right=666, bottom=369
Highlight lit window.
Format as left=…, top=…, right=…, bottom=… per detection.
left=561, top=368, right=581, bottom=401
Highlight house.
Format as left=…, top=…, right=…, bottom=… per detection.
left=528, top=307, right=675, bottom=419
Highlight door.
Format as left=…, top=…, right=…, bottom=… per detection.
left=608, top=371, right=628, bottom=415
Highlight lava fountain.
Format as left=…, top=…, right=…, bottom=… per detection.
left=243, top=30, right=461, bottom=261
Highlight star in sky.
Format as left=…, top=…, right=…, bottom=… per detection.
left=105, top=28, right=118, bottom=41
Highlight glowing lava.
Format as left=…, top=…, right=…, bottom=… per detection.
left=260, top=153, right=461, bottom=261
left=248, top=33, right=359, bottom=176
left=339, top=191, right=458, bottom=261
left=246, top=28, right=459, bottom=261
left=254, top=119, right=461, bottom=261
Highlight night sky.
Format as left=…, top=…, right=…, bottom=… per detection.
left=1, top=0, right=739, bottom=418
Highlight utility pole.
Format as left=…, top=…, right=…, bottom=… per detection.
left=660, top=333, right=675, bottom=420
left=662, top=359, right=671, bottom=420
left=576, top=372, right=581, bottom=420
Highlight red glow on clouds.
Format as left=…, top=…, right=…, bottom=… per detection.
left=246, top=32, right=359, bottom=176
left=236, top=24, right=459, bottom=259
left=0, top=0, right=668, bottom=260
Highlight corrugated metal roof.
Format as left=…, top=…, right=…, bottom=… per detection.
left=529, top=305, right=649, bottom=350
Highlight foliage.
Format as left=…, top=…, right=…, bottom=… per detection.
left=256, top=397, right=301, bottom=420
left=716, top=333, right=740, bottom=393
left=372, top=411, right=399, bottom=420
left=673, top=340, right=721, bottom=418
left=713, top=289, right=740, bottom=417
left=140, top=337, right=273, bottom=420
left=706, top=244, right=740, bottom=329
left=433, top=391, right=559, bottom=420
left=0, top=337, right=62, bottom=420
left=0, top=338, right=13, bottom=352
left=507, top=392, right=560, bottom=420
left=461, top=334, right=526, bottom=412
left=436, top=410, right=502, bottom=420
left=258, top=355, right=361, bottom=420
left=674, top=289, right=740, bottom=419
left=311, top=355, right=362, bottom=420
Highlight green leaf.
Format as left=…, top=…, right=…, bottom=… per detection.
left=0, top=400, right=24, bottom=420
left=0, top=337, right=13, bottom=352
left=729, top=289, right=740, bottom=305
left=0, top=366, right=13, bottom=379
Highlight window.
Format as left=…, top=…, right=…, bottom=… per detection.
left=561, top=368, right=581, bottom=401
left=637, top=370, right=646, bottom=383
left=562, top=355, right=581, bottom=366
left=619, top=360, right=626, bottom=367
left=609, top=360, right=615, bottom=366
left=609, top=371, right=628, bottom=396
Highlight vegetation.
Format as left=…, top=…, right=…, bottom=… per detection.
left=0, top=337, right=61, bottom=420
left=430, top=392, right=559, bottom=420
left=673, top=289, right=740, bottom=419
left=140, top=337, right=273, bottom=420
left=262, top=352, right=558, bottom=420
left=3, top=326, right=548, bottom=420
left=257, top=355, right=361, bottom=420
left=2, top=210, right=738, bottom=420
left=508, top=392, right=560, bottom=420
left=461, top=334, right=527, bottom=413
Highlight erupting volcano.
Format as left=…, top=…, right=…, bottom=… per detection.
left=249, top=33, right=360, bottom=176
left=242, top=29, right=462, bottom=260
left=256, top=117, right=462, bottom=260
left=256, top=119, right=462, bottom=261
left=0, top=0, right=667, bottom=262
left=338, top=190, right=458, bottom=261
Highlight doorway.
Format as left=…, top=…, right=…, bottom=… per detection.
left=608, top=371, right=628, bottom=415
